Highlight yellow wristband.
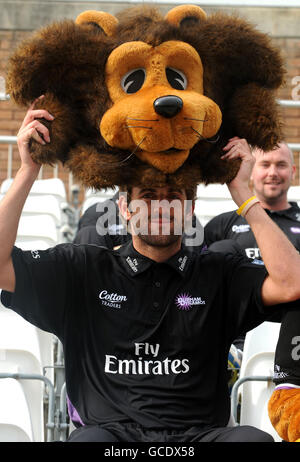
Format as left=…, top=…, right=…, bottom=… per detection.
left=236, top=196, right=257, bottom=216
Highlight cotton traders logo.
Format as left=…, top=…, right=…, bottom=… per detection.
left=99, top=290, right=127, bottom=309
left=175, top=293, right=205, bottom=311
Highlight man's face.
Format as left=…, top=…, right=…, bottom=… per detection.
left=251, top=145, right=296, bottom=205
left=125, top=185, right=193, bottom=247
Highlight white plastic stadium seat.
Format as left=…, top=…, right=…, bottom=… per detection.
left=82, top=188, right=117, bottom=215
left=236, top=322, right=281, bottom=441
left=0, top=378, right=33, bottom=442
left=27, top=178, right=67, bottom=203
left=0, top=178, right=13, bottom=195
left=195, top=184, right=236, bottom=226
left=0, top=297, right=54, bottom=380
left=239, top=352, right=280, bottom=441
left=17, top=215, right=58, bottom=247
left=15, top=239, right=54, bottom=251
left=21, top=195, right=66, bottom=227
left=288, top=185, right=300, bottom=206
left=1, top=178, right=67, bottom=202
left=0, top=310, right=46, bottom=441
left=240, top=322, right=281, bottom=376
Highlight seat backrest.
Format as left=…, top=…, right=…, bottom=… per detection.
left=240, top=322, right=281, bottom=378
left=197, top=183, right=232, bottom=199
left=29, top=178, right=67, bottom=202
left=81, top=196, right=109, bottom=216
left=21, top=195, right=64, bottom=227
left=17, top=215, right=58, bottom=246
left=195, top=184, right=236, bottom=226
left=237, top=322, right=281, bottom=442
left=15, top=239, right=54, bottom=251
left=194, top=199, right=236, bottom=226
left=1, top=178, right=67, bottom=203
left=0, top=311, right=47, bottom=441
left=239, top=352, right=280, bottom=441
left=287, top=186, right=300, bottom=205
left=0, top=378, right=34, bottom=442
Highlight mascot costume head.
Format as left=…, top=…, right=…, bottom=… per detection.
left=6, top=4, right=284, bottom=192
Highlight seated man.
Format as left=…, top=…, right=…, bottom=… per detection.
left=73, top=191, right=130, bottom=250
left=205, top=141, right=300, bottom=351
left=1, top=102, right=300, bottom=442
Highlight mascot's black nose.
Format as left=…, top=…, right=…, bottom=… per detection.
left=153, top=95, right=183, bottom=119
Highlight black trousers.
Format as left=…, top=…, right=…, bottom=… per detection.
left=67, top=423, right=274, bottom=443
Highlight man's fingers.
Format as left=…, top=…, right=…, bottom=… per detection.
left=18, top=120, right=50, bottom=146
left=19, top=95, right=54, bottom=131
left=21, top=109, right=54, bottom=130
left=18, top=127, right=46, bottom=147
left=19, top=119, right=50, bottom=139
left=221, top=145, right=242, bottom=159
left=29, top=128, right=47, bottom=145
left=30, top=119, right=50, bottom=143
left=28, top=94, right=45, bottom=110
left=223, top=138, right=248, bottom=151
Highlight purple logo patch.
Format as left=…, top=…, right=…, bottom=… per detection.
left=175, top=293, right=206, bottom=311
left=290, top=227, right=300, bottom=234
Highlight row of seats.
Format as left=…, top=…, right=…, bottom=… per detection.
left=0, top=178, right=76, bottom=442
left=195, top=183, right=300, bottom=226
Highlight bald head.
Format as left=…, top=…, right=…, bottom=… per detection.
left=253, top=142, right=294, bottom=164
left=251, top=142, right=296, bottom=210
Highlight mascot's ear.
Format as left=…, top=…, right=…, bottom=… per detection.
left=165, top=5, right=207, bottom=27
left=75, top=10, right=118, bottom=36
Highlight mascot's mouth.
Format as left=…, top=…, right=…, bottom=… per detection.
left=163, top=148, right=182, bottom=154
left=135, top=148, right=190, bottom=174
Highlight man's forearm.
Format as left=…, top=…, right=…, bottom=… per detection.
left=0, top=166, right=38, bottom=264
left=244, top=200, right=300, bottom=303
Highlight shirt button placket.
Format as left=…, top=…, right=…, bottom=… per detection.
left=153, top=301, right=159, bottom=310
left=152, top=280, right=161, bottom=311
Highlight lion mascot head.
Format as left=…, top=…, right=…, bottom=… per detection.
left=6, top=4, right=285, bottom=190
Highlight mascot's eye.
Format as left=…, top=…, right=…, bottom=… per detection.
left=166, top=68, right=187, bottom=90
left=121, top=68, right=146, bottom=94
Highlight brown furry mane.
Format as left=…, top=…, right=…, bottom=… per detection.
left=6, top=5, right=285, bottom=190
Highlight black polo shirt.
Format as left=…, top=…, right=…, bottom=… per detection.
left=204, top=202, right=300, bottom=259
left=1, top=241, right=280, bottom=430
